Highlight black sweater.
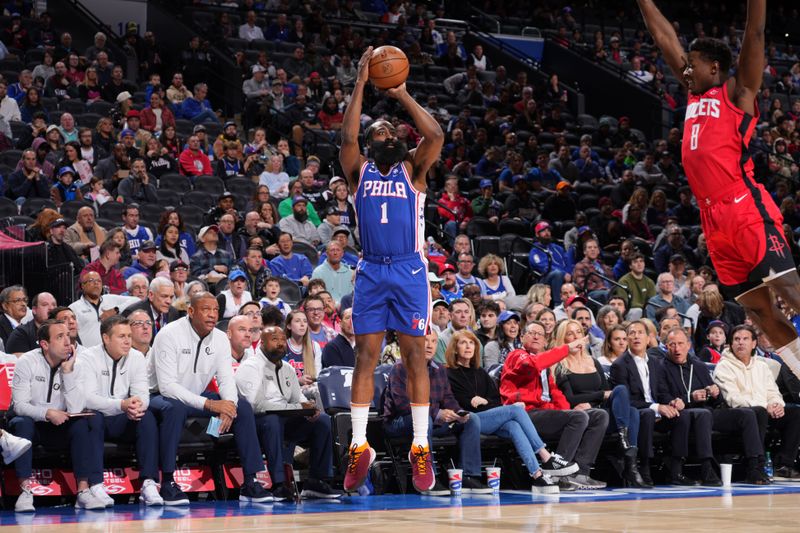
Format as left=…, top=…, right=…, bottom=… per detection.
left=446, top=366, right=501, bottom=413
left=556, top=358, right=610, bottom=408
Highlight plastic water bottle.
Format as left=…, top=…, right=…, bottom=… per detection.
left=765, top=452, right=774, bottom=478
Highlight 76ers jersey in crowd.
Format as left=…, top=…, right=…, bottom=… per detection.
left=354, top=160, right=425, bottom=258
left=681, top=81, right=759, bottom=201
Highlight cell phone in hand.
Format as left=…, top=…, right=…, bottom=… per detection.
left=456, top=410, right=469, bottom=418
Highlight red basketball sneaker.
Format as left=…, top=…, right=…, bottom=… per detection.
left=343, top=442, right=376, bottom=492
left=409, top=444, right=435, bottom=492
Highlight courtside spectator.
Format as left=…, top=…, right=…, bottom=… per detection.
left=70, top=269, right=138, bottom=347
left=6, top=292, right=56, bottom=355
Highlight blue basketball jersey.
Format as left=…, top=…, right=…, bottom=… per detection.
left=354, top=161, right=425, bottom=258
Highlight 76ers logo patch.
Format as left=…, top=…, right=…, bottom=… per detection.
left=411, top=314, right=426, bottom=331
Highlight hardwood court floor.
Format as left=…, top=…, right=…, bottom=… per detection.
left=1, top=485, right=799, bottom=532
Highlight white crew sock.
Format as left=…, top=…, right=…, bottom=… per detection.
left=411, top=403, right=430, bottom=448
left=776, top=337, right=800, bottom=379
left=350, top=403, right=370, bottom=447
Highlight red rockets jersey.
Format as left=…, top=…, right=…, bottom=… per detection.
left=681, top=80, right=759, bottom=203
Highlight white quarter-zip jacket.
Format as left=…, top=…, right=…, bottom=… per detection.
left=11, top=348, right=84, bottom=421
left=69, top=295, right=140, bottom=348
left=79, top=344, right=150, bottom=416
left=236, top=352, right=303, bottom=413
left=150, top=316, right=237, bottom=410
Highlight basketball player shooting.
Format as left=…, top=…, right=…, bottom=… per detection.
left=638, top=0, right=800, bottom=378
left=339, top=46, right=444, bottom=493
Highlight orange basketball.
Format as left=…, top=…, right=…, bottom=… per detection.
left=368, top=45, right=409, bottom=90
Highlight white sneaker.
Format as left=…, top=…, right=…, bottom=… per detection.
left=90, top=483, right=114, bottom=507
left=1, top=432, right=32, bottom=464
left=14, top=489, right=35, bottom=512
left=75, top=489, right=106, bottom=510
left=140, top=479, right=164, bottom=506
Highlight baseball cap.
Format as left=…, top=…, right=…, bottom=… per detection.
left=139, top=240, right=157, bottom=251
left=252, top=64, right=266, bottom=74
left=306, top=155, right=321, bottom=167
left=120, top=128, right=136, bottom=138
left=324, top=205, right=340, bottom=217
left=479, top=178, right=493, bottom=189
left=556, top=181, right=572, bottom=191
left=432, top=299, right=449, bottom=309
left=577, top=225, right=592, bottom=235
left=218, top=191, right=234, bottom=202
left=332, top=227, right=350, bottom=238
left=669, top=253, right=686, bottom=264
left=271, top=79, right=283, bottom=86
left=198, top=225, right=219, bottom=239
left=511, top=174, right=525, bottom=185
left=223, top=120, right=236, bottom=129
left=193, top=124, right=206, bottom=133
left=661, top=150, right=672, bottom=158
left=329, top=176, right=345, bottom=188
left=565, top=295, right=588, bottom=307
left=707, top=320, right=728, bottom=334
left=57, top=166, right=75, bottom=178
left=609, top=36, right=620, bottom=43
left=50, top=218, right=68, bottom=228
left=292, top=195, right=308, bottom=206
left=126, top=109, right=140, bottom=118
left=440, top=263, right=456, bottom=274
left=534, top=221, right=550, bottom=234
left=116, top=91, right=132, bottom=103
left=619, top=115, right=630, bottom=124
left=498, top=310, right=521, bottom=324
left=46, top=124, right=59, bottom=133
left=427, top=272, right=444, bottom=283
left=309, top=71, right=320, bottom=79
left=229, top=269, right=248, bottom=282
left=169, top=260, right=188, bottom=272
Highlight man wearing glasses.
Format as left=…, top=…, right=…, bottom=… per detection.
left=0, top=286, right=30, bottom=346
left=128, top=309, right=154, bottom=357
left=454, top=252, right=482, bottom=290
left=304, top=294, right=335, bottom=349
left=500, top=321, right=609, bottom=490
left=123, top=278, right=178, bottom=342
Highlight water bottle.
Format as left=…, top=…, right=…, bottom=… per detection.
left=765, top=452, right=774, bottom=478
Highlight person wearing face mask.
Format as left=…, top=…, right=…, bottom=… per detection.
left=236, top=326, right=343, bottom=500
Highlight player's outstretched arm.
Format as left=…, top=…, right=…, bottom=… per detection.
left=386, top=83, right=444, bottom=187
left=734, top=0, right=766, bottom=111
left=340, top=46, right=373, bottom=187
left=636, top=0, right=688, bottom=83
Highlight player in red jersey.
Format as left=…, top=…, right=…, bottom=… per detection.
left=637, top=0, right=800, bottom=379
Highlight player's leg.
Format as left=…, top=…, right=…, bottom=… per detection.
left=343, top=331, right=383, bottom=492
left=396, top=333, right=430, bottom=447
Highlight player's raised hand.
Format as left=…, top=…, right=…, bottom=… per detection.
left=356, top=46, right=374, bottom=83
left=385, top=83, right=408, bottom=99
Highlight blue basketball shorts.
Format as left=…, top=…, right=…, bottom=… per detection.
left=352, top=253, right=431, bottom=337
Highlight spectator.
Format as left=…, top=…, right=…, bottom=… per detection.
left=8, top=319, right=107, bottom=512
left=434, top=298, right=473, bottom=363
left=311, top=241, right=353, bottom=305
left=438, top=175, right=473, bottom=239
left=126, top=274, right=149, bottom=300
left=645, top=273, right=689, bottom=322
left=0, top=80, right=21, bottom=123
left=181, top=83, right=219, bottom=124
left=669, top=187, right=701, bottom=226
left=482, top=310, right=522, bottom=368
left=45, top=218, right=83, bottom=274
left=554, top=320, right=649, bottom=487
left=149, top=292, right=271, bottom=504
left=654, top=225, right=697, bottom=273
left=95, top=143, right=131, bottom=194
left=179, top=134, right=213, bottom=178
left=7, top=70, right=33, bottom=103
left=268, top=233, right=313, bottom=287
left=190, top=225, right=233, bottom=285
left=217, top=270, right=253, bottom=319
left=0, top=285, right=28, bottom=345
left=121, top=204, right=154, bottom=257
left=238, top=247, right=271, bottom=300
left=478, top=253, right=515, bottom=301
left=500, top=320, right=608, bottom=490
left=239, top=11, right=265, bottom=41
left=3, top=290, right=55, bottom=353
left=542, top=181, right=577, bottom=222
left=284, top=46, right=311, bottom=81
left=7, top=149, right=50, bottom=200
left=714, top=325, right=800, bottom=479
left=65, top=206, right=106, bottom=259
left=117, top=158, right=157, bottom=204
left=572, top=239, right=613, bottom=300
left=259, top=154, right=291, bottom=199
left=662, top=327, right=767, bottom=485
left=321, top=308, right=356, bottom=368
left=70, top=267, right=139, bottom=347
left=123, top=240, right=158, bottom=281
left=166, top=72, right=193, bottom=107
left=278, top=196, right=320, bottom=247
left=614, top=253, right=657, bottom=312
left=139, top=92, right=175, bottom=133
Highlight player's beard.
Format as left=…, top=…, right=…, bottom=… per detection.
left=370, top=139, right=408, bottom=167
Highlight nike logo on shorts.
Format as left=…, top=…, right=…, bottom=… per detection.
left=412, top=267, right=423, bottom=275
left=734, top=193, right=749, bottom=203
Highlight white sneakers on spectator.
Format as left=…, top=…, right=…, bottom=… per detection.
left=14, top=488, right=35, bottom=512
left=1, top=431, right=32, bottom=465
left=75, top=488, right=106, bottom=510
left=90, top=483, right=115, bottom=507
left=140, top=479, right=165, bottom=506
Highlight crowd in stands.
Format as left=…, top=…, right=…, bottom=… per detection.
left=0, top=0, right=797, bottom=510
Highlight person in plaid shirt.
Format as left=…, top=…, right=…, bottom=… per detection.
left=382, top=329, right=491, bottom=494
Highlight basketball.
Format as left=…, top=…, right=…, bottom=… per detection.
left=368, top=45, right=409, bottom=90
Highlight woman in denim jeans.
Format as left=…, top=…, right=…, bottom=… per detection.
left=444, top=330, right=578, bottom=493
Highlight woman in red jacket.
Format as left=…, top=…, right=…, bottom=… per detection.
left=139, top=92, right=176, bottom=133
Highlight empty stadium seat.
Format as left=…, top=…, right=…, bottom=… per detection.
left=183, top=190, right=215, bottom=210
left=277, top=277, right=302, bottom=306
left=159, top=173, right=192, bottom=194
left=194, top=175, right=225, bottom=195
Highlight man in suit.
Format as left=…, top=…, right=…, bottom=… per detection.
left=0, top=286, right=29, bottom=346
left=122, top=277, right=178, bottom=343
left=6, top=293, right=57, bottom=355
left=611, top=320, right=712, bottom=486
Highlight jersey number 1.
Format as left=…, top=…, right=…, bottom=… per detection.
left=380, top=202, right=388, bottom=224
left=690, top=124, right=700, bottom=151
